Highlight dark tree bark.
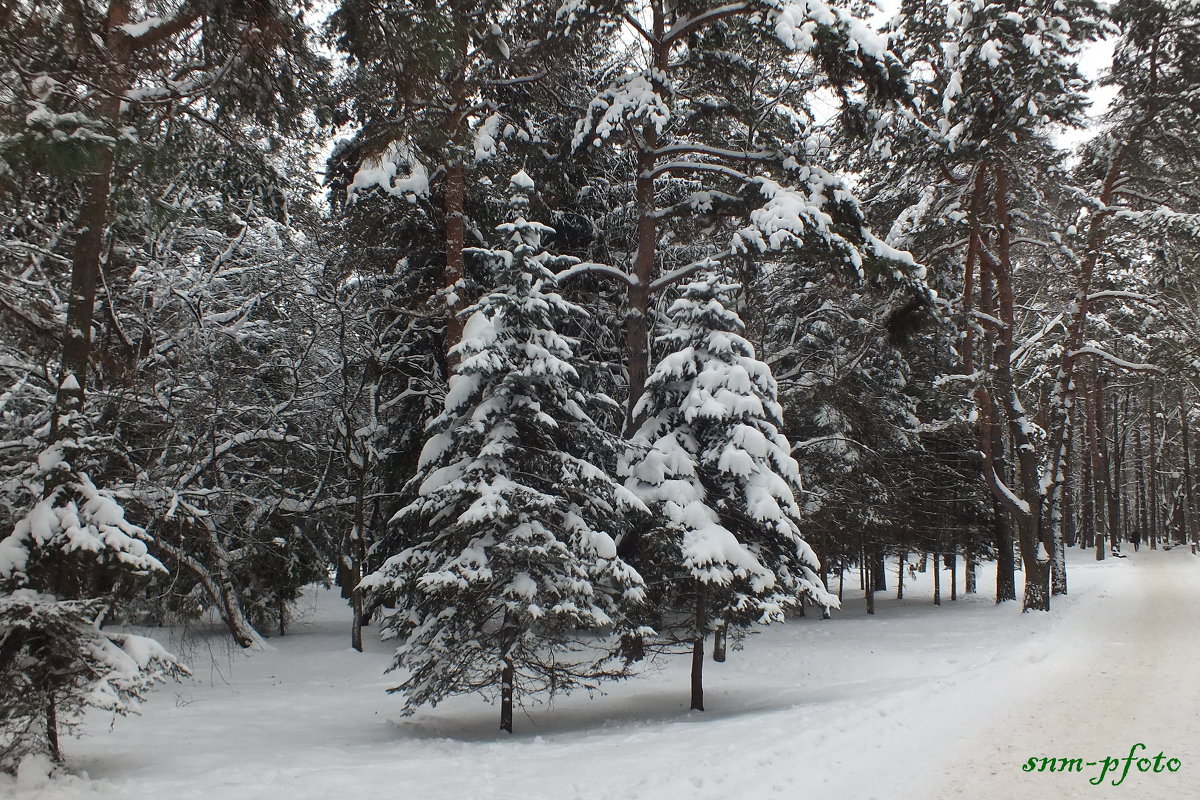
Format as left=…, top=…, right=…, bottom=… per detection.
left=865, top=564, right=875, bottom=616
left=500, top=620, right=515, bottom=733
left=949, top=552, right=957, bottom=601
left=872, top=549, right=887, bottom=592
left=712, top=622, right=727, bottom=662
left=1149, top=397, right=1160, bottom=548
left=1090, top=375, right=1108, bottom=561
left=1181, top=392, right=1195, bottom=553
left=932, top=548, right=941, bottom=606
left=994, top=509, right=1017, bottom=603
left=691, top=579, right=706, bottom=711
left=46, top=692, right=61, bottom=764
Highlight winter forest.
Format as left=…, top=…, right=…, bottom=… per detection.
left=2, top=0, right=1200, bottom=796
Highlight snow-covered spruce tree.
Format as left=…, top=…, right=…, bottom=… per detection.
left=0, top=435, right=185, bottom=769
left=621, top=273, right=835, bottom=711
left=362, top=173, right=647, bottom=733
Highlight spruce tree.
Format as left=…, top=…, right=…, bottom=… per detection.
left=621, top=273, right=835, bottom=711
left=362, top=173, right=647, bottom=733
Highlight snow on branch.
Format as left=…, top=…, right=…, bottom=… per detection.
left=573, top=71, right=669, bottom=151
left=663, top=3, right=753, bottom=45
left=121, top=8, right=202, bottom=51
left=983, top=461, right=1031, bottom=518
left=653, top=142, right=778, bottom=163
left=970, top=310, right=1007, bottom=330
left=766, top=0, right=890, bottom=60
left=555, top=261, right=637, bottom=287
left=649, top=250, right=733, bottom=293
left=1085, top=290, right=1161, bottom=307
left=646, top=161, right=750, bottom=182
left=1068, top=347, right=1163, bottom=374
left=347, top=142, right=430, bottom=203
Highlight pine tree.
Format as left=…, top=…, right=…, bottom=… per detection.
left=362, top=173, right=647, bottom=733
left=880, top=0, right=1107, bottom=609
left=621, top=273, right=835, bottom=711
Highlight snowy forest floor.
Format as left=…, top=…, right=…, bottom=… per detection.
left=5, top=547, right=1199, bottom=800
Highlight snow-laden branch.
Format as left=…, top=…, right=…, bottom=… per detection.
left=649, top=250, right=733, bottom=293
left=663, top=3, right=752, bottom=45
left=1086, top=290, right=1161, bottom=307
left=645, top=161, right=751, bottom=182
left=970, top=310, right=1006, bottom=330
left=555, top=261, right=636, bottom=287
left=623, top=11, right=656, bottom=44
left=791, top=435, right=877, bottom=455
left=1068, top=347, right=1163, bottom=374
left=122, top=8, right=202, bottom=51
left=1011, top=312, right=1065, bottom=368
left=983, top=459, right=1032, bottom=517
left=653, top=142, right=777, bottom=163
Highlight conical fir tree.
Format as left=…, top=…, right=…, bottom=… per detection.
left=362, top=172, right=647, bottom=733
left=621, top=274, right=836, bottom=711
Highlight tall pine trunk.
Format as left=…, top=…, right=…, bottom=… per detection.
left=691, top=579, right=706, bottom=711
left=500, top=620, right=516, bottom=733
left=623, top=8, right=667, bottom=433
left=994, top=504, right=1016, bottom=603
left=932, top=549, right=941, bottom=606
left=1181, top=391, right=1195, bottom=553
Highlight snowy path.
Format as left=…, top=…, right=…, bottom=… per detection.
left=4, top=549, right=1199, bottom=799
left=933, top=548, right=1200, bottom=799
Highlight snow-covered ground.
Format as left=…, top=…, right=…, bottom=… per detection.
left=6, top=547, right=1199, bottom=800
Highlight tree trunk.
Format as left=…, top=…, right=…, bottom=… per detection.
left=1135, top=420, right=1148, bottom=551
left=155, top=537, right=262, bottom=648
left=1081, top=399, right=1096, bottom=550
left=623, top=14, right=667, bottom=433
left=965, top=553, right=977, bottom=594
left=46, top=691, right=61, bottom=764
left=1023, top=556, right=1051, bottom=612
left=1052, top=536, right=1067, bottom=596
left=865, top=564, right=875, bottom=616
left=52, top=6, right=132, bottom=442
left=949, top=552, right=957, bottom=601
left=443, top=159, right=467, bottom=369
left=500, top=616, right=515, bottom=734
left=1181, top=392, right=1195, bottom=553
left=1149, top=396, right=1160, bottom=548
left=994, top=509, right=1016, bottom=603
left=348, top=471, right=370, bottom=652
left=500, top=656, right=515, bottom=734
left=712, top=621, right=727, bottom=662
left=1090, top=374, right=1107, bottom=561
left=932, top=550, right=941, bottom=606
left=690, top=579, right=706, bottom=711
left=1110, top=392, right=1124, bottom=553
left=897, top=552, right=906, bottom=600
left=441, top=28, right=471, bottom=370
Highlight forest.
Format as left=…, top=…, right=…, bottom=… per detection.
left=1, top=0, right=1199, bottom=783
